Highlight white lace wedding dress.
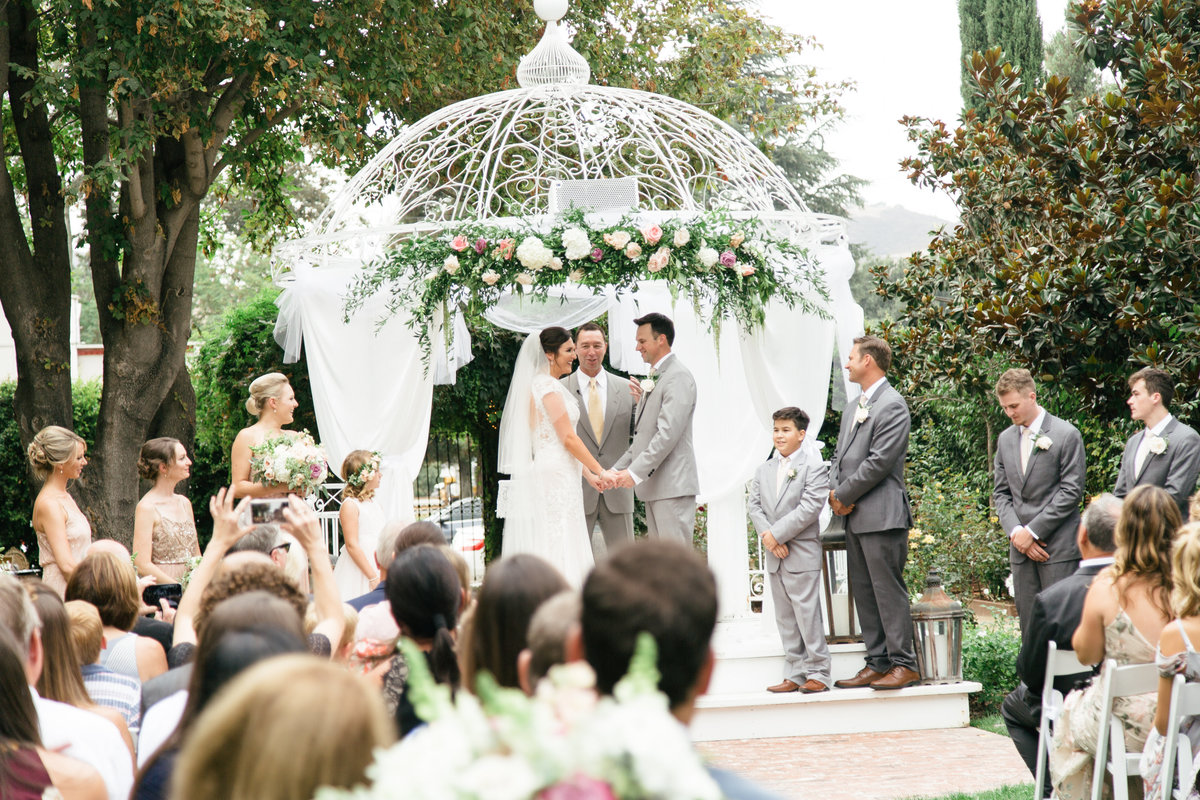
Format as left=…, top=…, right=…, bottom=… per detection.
left=502, top=373, right=595, bottom=587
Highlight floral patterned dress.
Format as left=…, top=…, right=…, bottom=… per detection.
left=1050, top=608, right=1158, bottom=800
left=1141, top=621, right=1200, bottom=800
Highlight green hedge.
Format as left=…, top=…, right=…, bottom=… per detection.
left=0, top=380, right=102, bottom=555
left=963, top=617, right=1021, bottom=718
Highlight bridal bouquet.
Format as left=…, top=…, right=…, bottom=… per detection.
left=315, top=635, right=723, bottom=800
left=249, top=431, right=328, bottom=496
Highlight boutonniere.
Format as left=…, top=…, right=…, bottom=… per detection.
left=853, top=395, right=870, bottom=425
left=1035, top=435, right=1052, bottom=451
left=1148, top=434, right=1168, bottom=455
left=786, top=468, right=797, bottom=481
left=641, top=368, right=658, bottom=394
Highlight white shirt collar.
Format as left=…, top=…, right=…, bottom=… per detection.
left=861, top=376, right=886, bottom=401
left=1080, top=556, right=1116, bottom=569
left=1025, top=407, right=1047, bottom=435
left=1148, top=414, right=1173, bottom=437
left=650, top=352, right=674, bottom=372
left=580, top=368, right=606, bottom=391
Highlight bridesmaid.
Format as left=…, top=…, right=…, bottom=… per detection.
left=230, top=372, right=299, bottom=499
left=132, top=437, right=201, bottom=584
left=333, top=450, right=385, bottom=599
left=27, top=426, right=92, bottom=596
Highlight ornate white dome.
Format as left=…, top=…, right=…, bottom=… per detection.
left=275, top=10, right=843, bottom=281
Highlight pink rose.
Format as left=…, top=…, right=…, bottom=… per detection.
left=474, top=237, right=488, bottom=255
left=640, top=224, right=663, bottom=245
left=590, top=247, right=603, bottom=262
left=538, top=775, right=617, bottom=800
left=496, top=238, right=515, bottom=260
left=719, top=250, right=737, bottom=268
left=647, top=247, right=670, bottom=273
left=450, top=235, right=470, bottom=252
left=624, top=242, right=642, bottom=259
left=740, top=264, right=756, bottom=277
left=729, top=231, right=745, bottom=248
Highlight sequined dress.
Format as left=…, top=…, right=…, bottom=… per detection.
left=151, top=509, right=199, bottom=582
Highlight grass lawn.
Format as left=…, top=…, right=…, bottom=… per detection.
left=905, top=785, right=1032, bottom=800
left=970, top=713, right=1009, bottom=737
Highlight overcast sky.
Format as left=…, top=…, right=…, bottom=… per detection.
left=754, top=0, right=1072, bottom=220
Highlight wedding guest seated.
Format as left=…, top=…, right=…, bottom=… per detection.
left=0, top=573, right=133, bottom=800
left=0, top=626, right=106, bottom=800
left=64, top=600, right=142, bottom=742
left=1051, top=485, right=1180, bottom=800
left=350, top=521, right=445, bottom=644
left=84, top=539, right=173, bottom=657
left=171, top=655, right=393, bottom=800
left=517, top=590, right=580, bottom=695
left=306, top=603, right=358, bottom=662
left=1142, top=522, right=1200, bottom=798
left=569, top=540, right=780, bottom=799
left=133, top=593, right=308, bottom=798
left=66, top=552, right=167, bottom=683
left=28, top=583, right=135, bottom=759
left=383, top=544, right=462, bottom=735
left=459, top=554, right=568, bottom=693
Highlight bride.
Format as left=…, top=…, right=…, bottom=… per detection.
left=499, top=327, right=611, bottom=587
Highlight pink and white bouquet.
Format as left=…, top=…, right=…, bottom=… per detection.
left=249, top=431, right=328, bottom=497
left=315, top=635, right=723, bottom=800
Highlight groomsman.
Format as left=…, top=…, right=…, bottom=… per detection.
left=563, top=323, right=635, bottom=556
left=829, top=335, right=919, bottom=691
left=1114, top=367, right=1200, bottom=521
left=992, top=368, right=1085, bottom=634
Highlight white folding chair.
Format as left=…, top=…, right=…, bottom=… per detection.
left=1035, top=641, right=1091, bottom=800
left=1091, top=660, right=1160, bottom=800
left=1159, top=673, right=1200, bottom=800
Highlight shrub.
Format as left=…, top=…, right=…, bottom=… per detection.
left=963, top=616, right=1021, bottom=718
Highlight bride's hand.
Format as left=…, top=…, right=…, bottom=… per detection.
left=585, top=472, right=604, bottom=492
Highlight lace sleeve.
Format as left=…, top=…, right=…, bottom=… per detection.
left=531, top=373, right=557, bottom=399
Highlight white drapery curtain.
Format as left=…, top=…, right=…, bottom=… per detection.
left=273, top=242, right=863, bottom=616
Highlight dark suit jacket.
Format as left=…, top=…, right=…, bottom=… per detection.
left=347, top=584, right=386, bottom=611
left=1114, top=417, right=1200, bottom=521
left=1015, top=561, right=1107, bottom=700
left=829, top=380, right=913, bottom=533
left=993, top=412, right=1085, bottom=564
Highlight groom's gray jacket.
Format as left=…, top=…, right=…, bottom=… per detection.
left=829, top=380, right=913, bottom=533
left=613, top=354, right=699, bottom=502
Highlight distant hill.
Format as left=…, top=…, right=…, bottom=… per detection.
left=845, top=204, right=953, bottom=258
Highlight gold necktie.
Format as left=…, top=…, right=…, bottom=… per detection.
left=588, top=378, right=604, bottom=441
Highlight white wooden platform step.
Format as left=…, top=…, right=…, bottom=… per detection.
left=691, top=680, right=982, bottom=741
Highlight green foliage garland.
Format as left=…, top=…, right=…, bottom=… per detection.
left=344, top=210, right=828, bottom=361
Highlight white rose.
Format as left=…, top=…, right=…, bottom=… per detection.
left=443, top=254, right=460, bottom=274
left=697, top=247, right=718, bottom=269
left=673, top=228, right=691, bottom=247
left=515, top=237, right=552, bottom=271
left=641, top=377, right=656, bottom=393
left=562, top=228, right=592, bottom=260
left=1035, top=435, right=1052, bottom=451
left=1149, top=435, right=1168, bottom=455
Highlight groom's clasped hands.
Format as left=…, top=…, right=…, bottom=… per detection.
left=589, top=468, right=634, bottom=493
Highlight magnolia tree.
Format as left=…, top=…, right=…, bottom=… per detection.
left=1, top=0, right=849, bottom=544
left=886, top=0, right=1200, bottom=431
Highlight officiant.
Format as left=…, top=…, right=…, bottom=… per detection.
left=563, top=323, right=635, bottom=557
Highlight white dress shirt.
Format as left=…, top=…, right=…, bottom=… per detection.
left=33, top=687, right=134, bottom=800
left=1134, top=414, right=1174, bottom=476
left=627, top=353, right=675, bottom=485
left=1011, top=407, right=1049, bottom=541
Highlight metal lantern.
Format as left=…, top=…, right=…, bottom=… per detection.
left=911, top=570, right=964, bottom=684
left=819, top=528, right=861, bottom=643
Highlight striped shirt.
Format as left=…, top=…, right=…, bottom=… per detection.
left=82, top=663, right=141, bottom=739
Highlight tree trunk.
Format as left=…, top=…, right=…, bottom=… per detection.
left=0, top=0, right=76, bottom=460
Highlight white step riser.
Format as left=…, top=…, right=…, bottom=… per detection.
left=708, top=644, right=869, bottom=694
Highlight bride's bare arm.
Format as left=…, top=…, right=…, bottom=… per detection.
left=542, top=391, right=605, bottom=475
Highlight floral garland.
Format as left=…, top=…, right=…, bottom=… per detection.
left=343, top=209, right=829, bottom=362
left=345, top=452, right=382, bottom=490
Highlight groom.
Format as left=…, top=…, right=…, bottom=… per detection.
left=608, top=313, right=699, bottom=544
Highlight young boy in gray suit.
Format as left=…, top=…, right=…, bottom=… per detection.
left=748, top=406, right=832, bottom=693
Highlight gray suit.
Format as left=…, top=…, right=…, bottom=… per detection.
left=613, top=353, right=699, bottom=543
left=828, top=379, right=917, bottom=672
left=748, top=449, right=831, bottom=687
left=1114, top=417, right=1200, bottom=521
left=993, top=412, right=1085, bottom=632
left=563, top=369, right=635, bottom=554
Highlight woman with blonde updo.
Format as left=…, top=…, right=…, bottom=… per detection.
left=132, top=437, right=200, bottom=584
left=230, top=372, right=299, bottom=498
left=332, top=450, right=385, bottom=600
left=28, top=425, right=92, bottom=596
left=171, top=655, right=393, bottom=800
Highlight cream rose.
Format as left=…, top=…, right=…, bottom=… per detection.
left=603, top=230, right=632, bottom=249
left=624, top=242, right=642, bottom=259
left=481, top=270, right=500, bottom=286
left=672, top=228, right=690, bottom=247
left=443, top=254, right=460, bottom=275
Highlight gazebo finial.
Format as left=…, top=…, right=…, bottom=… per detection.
left=516, top=0, right=591, bottom=88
